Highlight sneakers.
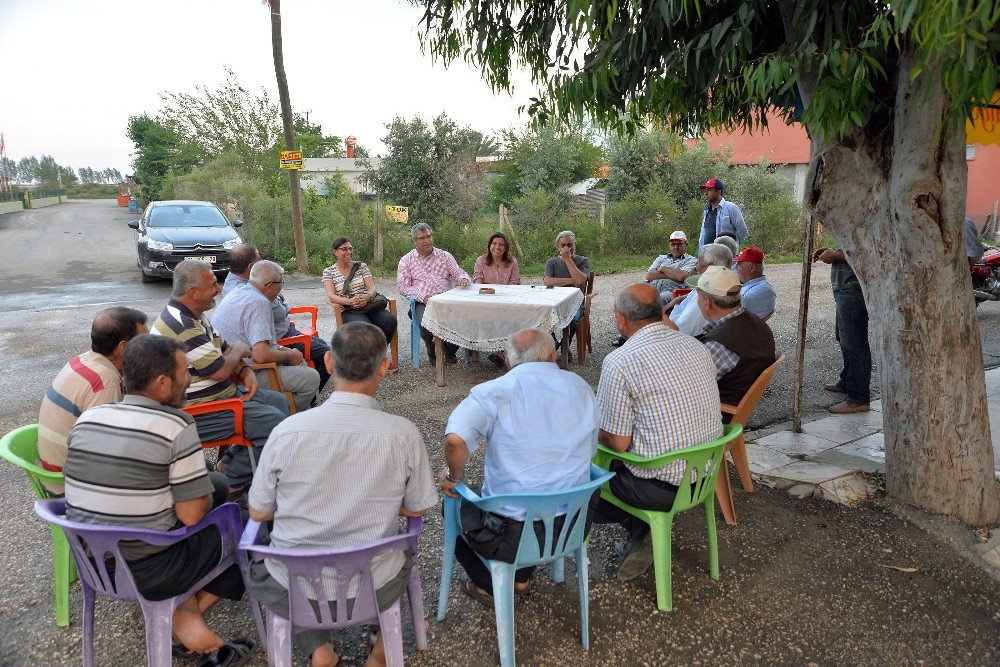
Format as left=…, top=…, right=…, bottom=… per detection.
left=829, top=399, right=870, bottom=414
left=823, top=383, right=847, bottom=393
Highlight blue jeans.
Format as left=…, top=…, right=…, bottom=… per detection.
left=833, top=288, right=871, bottom=404
left=192, top=387, right=290, bottom=486
left=283, top=325, right=331, bottom=391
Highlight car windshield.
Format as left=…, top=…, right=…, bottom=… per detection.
left=148, top=204, right=229, bottom=228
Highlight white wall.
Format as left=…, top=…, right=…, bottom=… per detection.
left=0, top=200, right=23, bottom=215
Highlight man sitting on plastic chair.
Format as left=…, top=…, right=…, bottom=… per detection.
left=246, top=322, right=437, bottom=667
left=590, top=284, right=723, bottom=581
left=439, top=328, right=599, bottom=605
left=63, top=335, right=252, bottom=665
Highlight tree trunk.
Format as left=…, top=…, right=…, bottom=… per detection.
left=805, top=52, right=1000, bottom=525
left=269, top=0, right=307, bottom=272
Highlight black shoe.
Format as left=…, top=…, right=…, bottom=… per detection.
left=615, top=520, right=650, bottom=558
left=611, top=335, right=626, bottom=347
left=445, top=353, right=458, bottom=364
left=427, top=353, right=436, bottom=366
left=487, top=353, right=505, bottom=368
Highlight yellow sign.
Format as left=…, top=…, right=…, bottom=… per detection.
left=968, top=91, right=1000, bottom=147
left=279, top=150, right=303, bottom=170
left=385, top=205, right=409, bottom=223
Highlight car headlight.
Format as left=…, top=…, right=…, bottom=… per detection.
left=147, top=239, right=173, bottom=251
left=222, top=237, right=242, bottom=250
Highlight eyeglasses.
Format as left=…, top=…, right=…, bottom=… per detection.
left=336, top=246, right=354, bottom=252
left=266, top=280, right=283, bottom=286
left=414, top=235, right=432, bottom=242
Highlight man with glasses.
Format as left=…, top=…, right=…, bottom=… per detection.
left=397, top=222, right=470, bottom=365
left=212, top=260, right=320, bottom=413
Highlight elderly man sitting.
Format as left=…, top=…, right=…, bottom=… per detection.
left=647, top=230, right=698, bottom=299
left=666, top=243, right=734, bottom=336
left=733, top=246, right=776, bottom=320
left=592, top=283, right=722, bottom=580
left=544, top=230, right=590, bottom=351
left=247, top=322, right=436, bottom=667
left=440, top=328, right=598, bottom=604
left=690, top=266, right=777, bottom=406
left=212, top=260, right=320, bottom=413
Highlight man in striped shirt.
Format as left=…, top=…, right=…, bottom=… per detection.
left=64, top=335, right=252, bottom=662
left=152, top=259, right=289, bottom=490
left=37, top=307, right=148, bottom=494
left=397, top=222, right=470, bottom=364
left=592, top=283, right=723, bottom=581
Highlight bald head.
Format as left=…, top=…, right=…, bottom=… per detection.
left=505, top=328, right=556, bottom=367
left=91, top=307, right=148, bottom=357
left=615, top=283, right=663, bottom=324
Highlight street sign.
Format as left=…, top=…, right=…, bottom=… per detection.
left=385, top=205, right=409, bottom=223
left=279, top=150, right=303, bottom=170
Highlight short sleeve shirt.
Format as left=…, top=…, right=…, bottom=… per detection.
left=322, top=262, right=372, bottom=298
left=210, top=285, right=278, bottom=360
left=544, top=255, right=590, bottom=293
left=152, top=299, right=236, bottom=403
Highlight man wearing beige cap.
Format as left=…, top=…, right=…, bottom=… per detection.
left=689, top=266, right=776, bottom=406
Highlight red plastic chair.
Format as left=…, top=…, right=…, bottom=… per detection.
left=182, top=397, right=257, bottom=473
left=672, top=287, right=692, bottom=299
left=288, top=305, right=318, bottom=338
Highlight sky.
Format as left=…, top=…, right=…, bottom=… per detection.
left=0, top=0, right=536, bottom=175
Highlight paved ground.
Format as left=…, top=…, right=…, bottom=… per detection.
left=2, top=200, right=1000, bottom=664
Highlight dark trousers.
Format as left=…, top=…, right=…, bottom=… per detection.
left=341, top=307, right=398, bottom=352
left=284, top=325, right=332, bottom=391
left=834, top=288, right=871, bottom=404
left=410, top=300, right=458, bottom=357
left=589, top=460, right=681, bottom=528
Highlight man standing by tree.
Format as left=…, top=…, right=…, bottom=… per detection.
left=698, top=178, right=747, bottom=253
left=813, top=247, right=871, bottom=414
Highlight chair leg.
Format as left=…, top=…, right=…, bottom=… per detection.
left=408, top=564, right=428, bottom=650
left=650, top=517, right=674, bottom=612
left=139, top=600, right=176, bottom=667
left=437, top=499, right=460, bottom=621
left=576, top=545, right=590, bottom=651
left=550, top=557, right=565, bottom=583
left=705, top=498, right=720, bottom=581
left=378, top=599, right=405, bottom=667
left=269, top=610, right=294, bottom=667
left=489, top=562, right=517, bottom=667
left=82, top=583, right=96, bottom=667
left=409, top=302, right=421, bottom=369
left=730, top=436, right=755, bottom=492
left=391, top=332, right=399, bottom=368
left=52, top=525, right=72, bottom=627
left=714, top=463, right=737, bottom=526
left=577, top=320, right=587, bottom=364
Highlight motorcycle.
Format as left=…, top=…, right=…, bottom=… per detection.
left=971, top=246, right=1000, bottom=305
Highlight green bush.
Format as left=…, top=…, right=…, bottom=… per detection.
left=66, top=183, right=118, bottom=199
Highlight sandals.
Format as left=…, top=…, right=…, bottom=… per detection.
left=172, top=642, right=200, bottom=662
left=199, top=637, right=255, bottom=667
left=460, top=578, right=495, bottom=609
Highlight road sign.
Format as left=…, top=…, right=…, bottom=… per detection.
left=279, top=150, right=303, bottom=170
left=385, top=205, right=409, bottom=223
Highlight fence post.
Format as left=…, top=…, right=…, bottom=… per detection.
left=599, top=200, right=606, bottom=255
left=374, top=201, right=384, bottom=264
left=792, top=214, right=817, bottom=433
left=499, top=204, right=525, bottom=259
left=273, top=201, right=280, bottom=256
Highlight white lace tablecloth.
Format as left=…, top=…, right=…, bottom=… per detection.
left=421, top=285, right=585, bottom=352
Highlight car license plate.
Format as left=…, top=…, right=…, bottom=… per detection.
left=196, top=255, right=217, bottom=263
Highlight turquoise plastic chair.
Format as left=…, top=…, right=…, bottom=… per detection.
left=593, top=423, right=743, bottom=612
left=408, top=298, right=421, bottom=368
left=0, top=424, right=77, bottom=626
left=438, top=464, right=615, bottom=667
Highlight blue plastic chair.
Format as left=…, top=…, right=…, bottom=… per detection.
left=238, top=517, right=427, bottom=667
left=34, top=499, right=243, bottom=667
left=408, top=298, right=422, bottom=368
left=437, top=464, right=615, bottom=667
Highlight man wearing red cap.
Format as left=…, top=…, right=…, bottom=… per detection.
left=698, top=177, right=747, bottom=253
left=733, top=246, right=776, bottom=320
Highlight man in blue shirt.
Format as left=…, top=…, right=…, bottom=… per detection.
left=734, top=246, right=776, bottom=320
left=698, top=177, right=747, bottom=252
left=439, top=328, right=599, bottom=604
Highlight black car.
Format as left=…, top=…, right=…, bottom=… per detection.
left=129, top=200, right=244, bottom=283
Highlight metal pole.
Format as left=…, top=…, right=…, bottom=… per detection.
left=792, top=214, right=817, bottom=432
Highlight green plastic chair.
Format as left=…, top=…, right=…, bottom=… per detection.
left=593, top=423, right=743, bottom=612
left=0, top=424, right=76, bottom=626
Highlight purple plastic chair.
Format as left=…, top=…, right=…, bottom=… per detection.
left=237, top=517, right=427, bottom=667
left=33, top=499, right=243, bottom=667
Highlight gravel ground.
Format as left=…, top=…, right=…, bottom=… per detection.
left=3, top=264, right=1000, bottom=664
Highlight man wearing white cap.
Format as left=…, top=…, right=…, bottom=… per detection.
left=690, top=266, right=776, bottom=406
left=647, top=230, right=698, bottom=300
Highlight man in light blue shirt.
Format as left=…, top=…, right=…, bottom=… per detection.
left=439, top=328, right=598, bottom=604
left=734, top=246, right=776, bottom=320
left=697, top=177, right=747, bottom=252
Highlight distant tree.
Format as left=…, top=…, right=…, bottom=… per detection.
left=365, top=113, right=487, bottom=221
left=127, top=113, right=201, bottom=202
left=493, top=123, right=603, bottom=206
left=17, top=156, right=39, bottom=183
left=1, top=157, right=18, bottom=183
left=37, top=155, right=60, bottom=186
left=58, top=165, right=78, bottom=186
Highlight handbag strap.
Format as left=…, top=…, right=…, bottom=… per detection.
left=341, top=261, right=361, bottom=297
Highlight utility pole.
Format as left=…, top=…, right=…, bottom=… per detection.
left=267, top=0, right=307, bottom=272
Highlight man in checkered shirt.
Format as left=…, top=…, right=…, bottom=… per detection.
left=397, top=222, right=470, bottom=364
left=591, top=283, right=723, bottom=581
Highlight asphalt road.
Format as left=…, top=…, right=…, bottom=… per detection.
left=1, top=200, right=999, bottom=665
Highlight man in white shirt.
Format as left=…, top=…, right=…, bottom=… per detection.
left=666, top=242, right=734, bottom=336
left=439, top=328, right=599, bottom=604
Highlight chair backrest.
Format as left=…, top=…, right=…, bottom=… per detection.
left=0, top=424, right=62, bottom=499
left=35, top=498, right=242, bottom=602
left=597, top=424, right=743, bottom=514
left=672, top=287, right=692, bottom=299
left=586, top=271, right=595, bottom=295
left=458, top=464, right=614, bottom=568
left=240, top=516, right=424, bottom=630
left=727, top=352, right=785, bottom=423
